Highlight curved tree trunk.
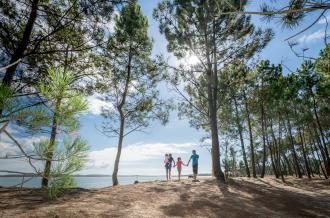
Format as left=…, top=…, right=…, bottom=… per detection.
left=112, top=46, right=132, bottom=186
left=112, top=114, right=125, bottom=186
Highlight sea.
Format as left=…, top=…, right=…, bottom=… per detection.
left=0, top=175, right=174, bottom=188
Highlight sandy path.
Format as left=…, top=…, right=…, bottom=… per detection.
left=0, top=177, right=329, bottom=218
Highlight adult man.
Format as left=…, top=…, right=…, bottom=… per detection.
left=187, top=150, right=199, bottom=181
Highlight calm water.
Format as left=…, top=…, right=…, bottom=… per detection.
left=0, top=176, right=169, bottom=188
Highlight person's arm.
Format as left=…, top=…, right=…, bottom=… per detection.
left=172, top=158, right=176, bottom=166
left=187, top=157, right=191, bottom=166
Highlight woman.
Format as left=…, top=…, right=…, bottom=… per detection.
left=164, top=154, right=170, bottom=180
left=164, top=153, right=175, bottom=180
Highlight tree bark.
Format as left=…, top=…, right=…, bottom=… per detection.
left=233, top=95, right=250, bottom=177
left=41, top=98, right=60, bottom=187
left=112, top=46, right=132, bottom=186
left=285, top=114, right=302, bottom=178
left=0, top=0, right=39, bottom=116
left=299, top=129, right=311, bottom=179
left=266, top=130, right=278, bottom=178
left=243, top=89, right=256, bottom=178
left=310, top=89, right=330, bottom=176
left=112, top=113, right=125, bottom=186
left=205, top=23, right=225, bottom=182
left=2, top=0, right=39, bottom=86
left=310, top=125, right=330, bottom=176
left=261, top=102, right=267, bottom=178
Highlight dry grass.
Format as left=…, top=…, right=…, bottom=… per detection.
left=0, top=176, right=329, bottom=218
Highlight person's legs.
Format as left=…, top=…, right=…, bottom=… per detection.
left=168, top=166, right=172, bottom=180
left=193, top=165, right=198, bottom=181
left=178, top=168, right=181, bottom=181
left=166, top=167, right=169, bottom=180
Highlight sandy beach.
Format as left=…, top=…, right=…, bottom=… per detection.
left=0, top=176, right=329, bottom=218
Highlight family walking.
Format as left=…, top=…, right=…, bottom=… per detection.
left=164, top=150, right=199, bottom=181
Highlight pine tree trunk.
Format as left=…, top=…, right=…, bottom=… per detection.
left=279, top=158, right=286, bottom=182
left=267, top=140, right=278, bottom=177
left=261, top=103, right=266, bottom=178
left=233, top=95, right=250, bottom=177
left=310, top=125, right=330, bottom=176
left=282, top=154, right=292, bottom=176
left=299, top=129, right=311, bottom=179
left=270, top=143, right=279, bottom=178
left=243, top=90, right=256, bottom=178
left=207, top=76, right=225, bottom=182
left=2, top=0, right=39, bottom=86
left=285, top=115, right=302, bottom=178
left=311, top=145, right=321, bottom=178
left=268, top=120, right=279, bottom=178
left=0, top=0, right=39, bottom=115
left=313, top=144, right=328, bottom=179
left=41, top=98, right=60, bottom=187
left=112, top=46, right=132, bottom=186
left=206, top=26, right=225, bottom=182
left=311, top=90, right=330, bottom=176
left=112, top=114, right=124, bottom=186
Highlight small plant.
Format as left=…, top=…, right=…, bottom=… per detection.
left=34, top=137, right=89, bottom=198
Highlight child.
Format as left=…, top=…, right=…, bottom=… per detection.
left=164, top=154, right=170, bottom=180
left=175, top=157, right=186, bottom=181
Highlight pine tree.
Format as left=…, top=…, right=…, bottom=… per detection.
left=100, top=1, right=169, bottom=186
left=154, top=0, right=272, bottom=182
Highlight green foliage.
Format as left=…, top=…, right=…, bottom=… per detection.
left=24, top=67, right=89, bottom=195
left=0, top=0, right=122, bottom=81
left=100, top=1, right=170, bottom=137
left=0, top=85, right=14, bottom=119
left=35, top=137, right=89, bottom=199
left=218, top=44, right=330, bottom=178
left=18, top=67, right=88, bottom=133
left=154, top=0, right=273, bottom=130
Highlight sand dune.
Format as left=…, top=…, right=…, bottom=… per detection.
left=0, top=177, right=329, bottom=217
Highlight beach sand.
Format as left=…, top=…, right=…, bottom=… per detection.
left=0, top=176, right=329, bottom=218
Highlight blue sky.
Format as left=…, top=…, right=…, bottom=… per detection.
left=1, top=0, right=329, bottom=176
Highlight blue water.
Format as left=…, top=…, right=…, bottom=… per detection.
left=0, top=176, right=168, bottom=188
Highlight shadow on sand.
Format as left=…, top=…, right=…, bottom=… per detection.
left=159, top=178, right=330, bottom=218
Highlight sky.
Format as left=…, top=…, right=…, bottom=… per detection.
left=0, top=0, right=329, bottom=176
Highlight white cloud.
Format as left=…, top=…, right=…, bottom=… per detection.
left=0, top=126, right=47, bottom=175
left=298, top=29, right=327, bottom=43
left=86, top=94, right=114, bottom=115
left=81, top=142, right=195, bottom=174
left=318, top=14, right=330, bottom=24
left=0, top=138, right=196, bottom=175
left=0, top=125, right=47, bottom=157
